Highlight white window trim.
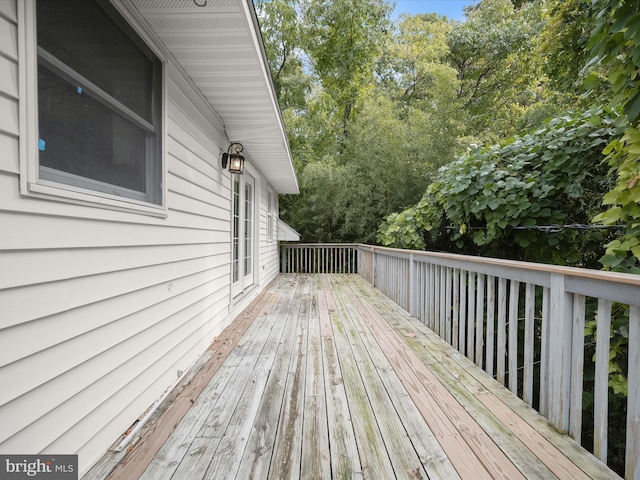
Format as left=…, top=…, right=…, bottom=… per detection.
left=18, top=0, right=168, bottom=217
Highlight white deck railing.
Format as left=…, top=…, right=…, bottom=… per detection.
left=281, top=243, right=640, bottom=478
left=280, top=243, right=359, bottom=274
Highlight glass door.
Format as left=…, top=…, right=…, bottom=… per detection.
left=232, top=173, right=255, bottom=296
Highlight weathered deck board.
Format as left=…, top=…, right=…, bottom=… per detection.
left=266, top=276, right=307, bottom=480
left=329, top=277, right=460, bottom=480
left=325, top=278, right=398, bottom=479
left=236, top=276, right=310, bottom=479
left=301, top=276, right=331, bottom=480
left=317, top=276, right=362, bottom=480
left=345, top=275, right=615, bottom=480
left=118, top=274, right=621, bottom=480
left=338, top=277, right=523, bottom=480
left=201, top=277, right=298, bottom=479
left=329, top=276, right=429, bottom=479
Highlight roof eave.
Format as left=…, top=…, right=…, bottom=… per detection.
left=130, top=0, right=299, bottom=195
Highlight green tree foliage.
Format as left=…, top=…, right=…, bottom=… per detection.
left=256, top=0, right=311, bottom=110
left=378, top=108, right=622, bottom=266
left=588, top=0, right=640, bottom=273
left=376, top=14, right=456, bottom=106
left=287, top=93, right=457, bottom=243
left=302, top=0, right=391, bottom=140
left=260, top=0, right=562, bottom=244
left=260, top=0, right=640, bottom=259
left=446, top=0, right=545, bottom=140
left=537, top=0, right=599, bottom=96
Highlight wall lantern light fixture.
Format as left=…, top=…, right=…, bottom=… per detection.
left=221, top=142, right=245, bottom=174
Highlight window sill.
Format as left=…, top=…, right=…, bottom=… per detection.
left=25, top=180, right=168, bottom=218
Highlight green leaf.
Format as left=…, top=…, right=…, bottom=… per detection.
left=600, top=254, right=624, bottom=268
left=624, top=90, right=640, bottom=124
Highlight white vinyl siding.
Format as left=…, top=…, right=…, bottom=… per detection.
left=0, top=1, right=18, bottom=178
left=0, top=3, right=280, bottom=476
left=1, top=66, right=232, bottom=474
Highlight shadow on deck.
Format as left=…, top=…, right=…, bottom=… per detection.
left=89, top=274, right=619, bottom=479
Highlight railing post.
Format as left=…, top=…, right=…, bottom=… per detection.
left=372, top=247, right=377, bottom=288
left=409, top=253, right=415, bottom=316
left=569, top=294, right=586, bottom=442
left=547, top=273, right=574, bottom=432
left=627, top=306, right=640, bottom=480
left=594, top=299, right=612, bottom=462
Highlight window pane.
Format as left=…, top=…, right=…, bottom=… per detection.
left=37, top=0, right=155, bottom=122
left=38, top=65, right=147, bottom=193
left=244, top=183, right=253, bottom=275
left=232, top=177, right=241, bottom=283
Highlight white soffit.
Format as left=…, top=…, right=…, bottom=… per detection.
left=131, top=0, right=299, bottom=194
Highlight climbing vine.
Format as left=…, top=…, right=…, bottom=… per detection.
left=378, top=107, right=622, bottom=266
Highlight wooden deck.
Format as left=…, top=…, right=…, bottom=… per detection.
left=103, top=274, right=620, bottom=480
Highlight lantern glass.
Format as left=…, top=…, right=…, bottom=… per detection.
left=228, top=154, right=244, bottom=174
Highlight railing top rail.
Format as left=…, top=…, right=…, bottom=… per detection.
left=281, top=243, right=640, bottom=287
left=357, top=244, right=640, bottom=287
left=281, top=243, right=360, bottom=247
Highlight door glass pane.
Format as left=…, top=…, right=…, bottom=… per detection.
left=244, top=182, right=253, bottom=276
left=232, top=176, right=240, bottom=283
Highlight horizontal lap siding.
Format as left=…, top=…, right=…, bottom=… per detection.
left=0, top=2, right=18, bottom=176
left=0, top=13, right=247, bottom=476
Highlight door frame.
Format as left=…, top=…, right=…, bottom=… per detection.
left=231, top=170, right=256, bottom=298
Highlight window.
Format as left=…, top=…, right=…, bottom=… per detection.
left=232, top=176, right=241, bottom=283
left=267, top=191, right=276, bottom=241
left=31, top=0, right=163, bottom=207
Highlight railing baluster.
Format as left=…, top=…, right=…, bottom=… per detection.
left=468, top=272, right=476, bottom=361
left=322, top=247, right=325, bottom=274
left=446, top=267, right=453, bottom=345
left=440, top=266, right=447, bottom=338
left=475, top=274, right=485, bottom=368
left=459, top=270, right=467, bottom=353
left=486, top=275, right=496, bottom=378
left=540, top=286, right=551, bottom=416
left=452, top=268, right=459, bottom=349
left=430, top=264, right=436, bottom=331
left=420, top=263, right=426, bottom=324
left=627, top=305, right=640, bottom=480
left=523, top=283, right=536, bottom=406
left=497, top=277, right=508, bottom=386
left=508, top=280, right=520, bottom=394
left=569, top=294, right=586, bottom=441
left=434, top=264, right=439, bottom=332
